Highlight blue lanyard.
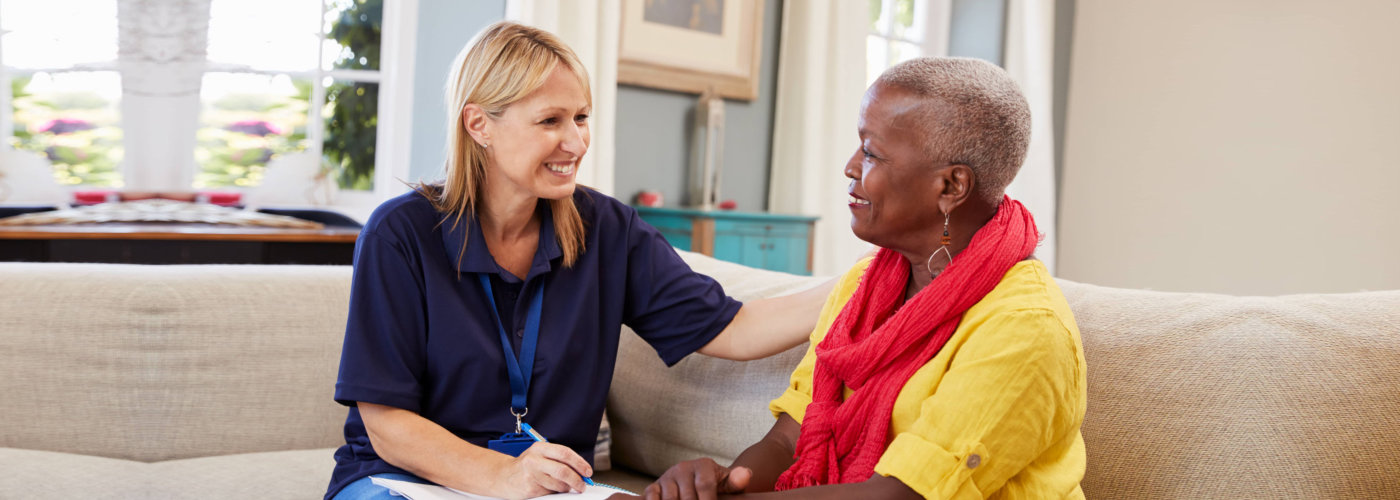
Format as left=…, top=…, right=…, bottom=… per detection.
left=477, top=274, right=544, bottom=417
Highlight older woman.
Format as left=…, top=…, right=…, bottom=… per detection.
left=641, top=57, right=1088, bottom=499
left=326, top=22, right=833, bottom=500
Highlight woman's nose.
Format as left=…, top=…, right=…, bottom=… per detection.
left=561, top=123, right=588, bottom=156
left=844, top=149, right=862, bottom=179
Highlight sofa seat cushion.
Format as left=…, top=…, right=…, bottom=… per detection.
left=0, top=447, right=148, bottom=499
left=148, top=448, right=338, bottom=498
left=0, top=447, right=338, bottom=499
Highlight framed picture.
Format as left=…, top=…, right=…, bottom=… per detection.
left=617, top=0, right=764, bottom=101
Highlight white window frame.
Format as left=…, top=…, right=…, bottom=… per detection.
left=0, top=0, right=417, bottom=220
left=0, top=24, right=8, bottom=154
left=868, top=0, right=953, bottom=80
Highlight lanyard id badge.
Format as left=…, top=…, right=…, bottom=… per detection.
left=487, top=431, right=535, bottom=457
left=479, top=274, right=544, bottom=457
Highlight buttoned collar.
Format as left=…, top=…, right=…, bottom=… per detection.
left=439, top=200, right=563, bottom=281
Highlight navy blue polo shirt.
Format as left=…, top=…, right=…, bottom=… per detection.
left=326, top=188, right=741, bottom=499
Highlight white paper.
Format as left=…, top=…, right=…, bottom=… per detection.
left=370, top=477, right=632, bottom=500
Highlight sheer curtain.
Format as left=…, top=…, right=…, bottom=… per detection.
left=1003, top=0, right=1059, bottom=273
left=766, top=0, right=869, bottom=277
left=507, top=0, right=620, bottom=196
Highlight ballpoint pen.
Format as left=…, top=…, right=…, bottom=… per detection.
left=520, top=422, right=597, bottom=486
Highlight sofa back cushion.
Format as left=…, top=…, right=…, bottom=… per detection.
left=0, top=263, right=352, bottom=462
left=1058, top=279, right=1400, bottom=499
left=607, top=251, right=827, bottom=476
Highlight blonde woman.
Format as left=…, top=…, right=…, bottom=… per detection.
left=327, top=21, right=833, bottom=500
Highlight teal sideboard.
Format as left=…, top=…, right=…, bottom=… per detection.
left=635, top=206, right=819, bottom=275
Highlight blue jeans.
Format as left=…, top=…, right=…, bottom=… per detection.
left=334, top=473, right=432, bottom=500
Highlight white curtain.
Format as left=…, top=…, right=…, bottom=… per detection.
left=766, top=0, right=869, bottom=277
left=1003, top=0, right=1058, bottom=273
left=507, top=0, right=620, bottom=196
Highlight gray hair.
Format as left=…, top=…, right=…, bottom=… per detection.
left=874, top=57, right=1031, bottom=204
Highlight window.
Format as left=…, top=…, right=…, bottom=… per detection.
left=867, top=0, right=950, bottom=84
left=1, top=0, right=410, bottom=205
left=1, top=0, right=123, bottom=186
left=199, top=0, right=383, bottom=191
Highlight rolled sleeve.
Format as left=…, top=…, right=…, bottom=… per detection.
left=876, top=434, right=987, bottom=499
left=768, top=339, right=817, bottom=422
left=873, top=309, right=1083, bottom=498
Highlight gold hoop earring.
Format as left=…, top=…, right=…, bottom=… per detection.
left=925, top=211, right=953, bottom=276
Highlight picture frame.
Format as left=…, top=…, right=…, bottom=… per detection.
left=617, top=0, right=765, bottom=101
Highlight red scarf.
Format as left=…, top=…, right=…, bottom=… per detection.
left=775, top=196, right=1039, bottom=489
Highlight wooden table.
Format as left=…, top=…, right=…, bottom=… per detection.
left=0, top=223, right=360, bottom=265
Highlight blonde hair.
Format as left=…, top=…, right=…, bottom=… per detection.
left=875, top=57, right=1031, bottom=205
left=417, top=21, right=592, bottom=267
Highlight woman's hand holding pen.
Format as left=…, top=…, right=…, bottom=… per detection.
left=491, top=442, right=593, bottom=499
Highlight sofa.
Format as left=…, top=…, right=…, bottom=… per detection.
left=1, top=250, right=1397, bottom=499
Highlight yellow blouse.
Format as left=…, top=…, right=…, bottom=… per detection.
left=770, top=258, right=1087, bottom=499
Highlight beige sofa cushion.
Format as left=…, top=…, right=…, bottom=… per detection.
left=0, top=446, right=337, bottom=499
left=0, top=447, right=148, bottom=499
left=0, top=263, right=352, bottom=462
left=1059, top=279, right=1400, bottom=499
left=607, top=251, right=828, bottom=477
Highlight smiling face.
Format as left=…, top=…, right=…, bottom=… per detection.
left=844, top=82, right=950, bottom=253
left=478, top=64, right=591, bottom=203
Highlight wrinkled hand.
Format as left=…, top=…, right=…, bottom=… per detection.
left=644, top=458, right=751, bottom=500
left=492, top=442, right=593, bottom=500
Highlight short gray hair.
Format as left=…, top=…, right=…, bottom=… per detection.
left=874, top=57, right=1031, bottom=204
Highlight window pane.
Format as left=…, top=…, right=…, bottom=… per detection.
left=323, top=0, right=382, bottom=71
left=323, top=79, right=377, bottom=190
left=207, top=0, right=320, bottom=72
left=867, top=36, right=889, bottom=85
left=194, top=73, right=311, bottom=189
left=9, top=72, right=123, bottom=186
left=0, top=0, right=117, bottom=69
left=890, top=0, right=925, bottom=43
left=869, top=0, right=884, bottom=33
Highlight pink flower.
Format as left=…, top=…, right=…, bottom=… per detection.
left=225, top=120, right=285, bottom=136
left=39, top=118, right=95, bottom=134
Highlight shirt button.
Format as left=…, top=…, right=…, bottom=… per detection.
left=515, top=328, right=525, bottom=338
left=966, top=454, right=981, bottom=469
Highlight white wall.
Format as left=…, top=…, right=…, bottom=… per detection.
left=1059, top=0, right=1400, bottom=295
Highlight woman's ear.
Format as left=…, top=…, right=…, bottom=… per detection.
left=937, top=164, right=975, bottom=215
left=462, top=104, right=490, bottom=147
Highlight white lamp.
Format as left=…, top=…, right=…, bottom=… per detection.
left=687, top=88, right=725, bottom=210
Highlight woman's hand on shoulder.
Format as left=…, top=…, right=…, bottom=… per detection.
left=643, top=457, right=751, bottom=500
left=491, top=442, right=593, bottom=500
